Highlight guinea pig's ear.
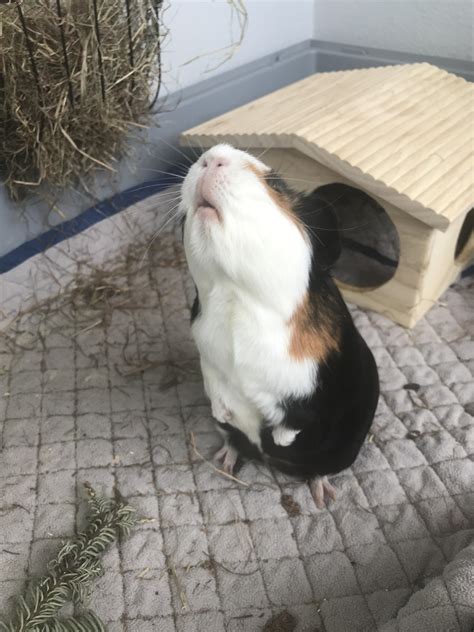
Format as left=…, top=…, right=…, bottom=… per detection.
left=298, top=185, right=342, bottom=269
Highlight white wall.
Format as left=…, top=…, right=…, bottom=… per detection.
left=314, top=1, right=474, bottom=61
left=162, top=1, right=473, bottom=95
left=161, top=0, right=314, bottom=93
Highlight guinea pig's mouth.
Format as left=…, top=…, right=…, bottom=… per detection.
left=195, top=194, right=221, bottom=221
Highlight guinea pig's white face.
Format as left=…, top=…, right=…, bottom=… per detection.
left=180, top=143, right=272, bottom=227
left=180, top=144, right=311, bottom=312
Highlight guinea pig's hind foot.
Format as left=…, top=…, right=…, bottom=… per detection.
left=309, top=476, right=337, bottom=509
left=214, top=443, right=239, bottom=476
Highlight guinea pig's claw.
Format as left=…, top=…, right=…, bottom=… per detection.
left=214, top=444, right=238, bottom=476
left=309, top=476, right=337, bottom=509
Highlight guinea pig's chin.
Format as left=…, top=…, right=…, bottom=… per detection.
left=196, top=204, right=220, bottom=223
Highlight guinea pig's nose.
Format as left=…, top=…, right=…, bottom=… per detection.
left=203, top=156, right=229, bottom=169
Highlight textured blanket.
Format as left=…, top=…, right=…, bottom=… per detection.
left=0, top=192, right=473, bottom=631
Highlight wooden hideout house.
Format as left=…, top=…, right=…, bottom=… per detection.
left=181, top=63, right=474, bottom=328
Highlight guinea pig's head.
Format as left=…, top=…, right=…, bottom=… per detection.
left=180, top=144, right=314, bottom=309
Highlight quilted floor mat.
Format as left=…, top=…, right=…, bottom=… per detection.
left=0, top=201, right=473, bottom=631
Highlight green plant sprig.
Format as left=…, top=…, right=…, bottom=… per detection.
left=0, top=484, right=136, bottom=632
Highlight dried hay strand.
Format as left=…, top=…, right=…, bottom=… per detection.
left=0, top=0, right=163, bottom=200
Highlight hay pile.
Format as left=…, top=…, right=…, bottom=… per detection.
left=0, top=0, right=163, bottom=200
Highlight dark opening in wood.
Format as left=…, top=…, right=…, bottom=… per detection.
left=315, top=183, right=400, bottom=289
left=455, top=208, right=474, bottom=260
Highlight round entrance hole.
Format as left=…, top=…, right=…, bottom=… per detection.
left=455, top=208, right=474, bottom=260
left=315, top=183, right=400, bottom=289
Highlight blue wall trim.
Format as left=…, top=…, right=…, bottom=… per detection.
left=1, top=168, right=472, bottom=278
left=0, top=173, right=181, bottom=274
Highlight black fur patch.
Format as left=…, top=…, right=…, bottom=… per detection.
left=264, top=170, right=299, bottom=203
left=295, top=185, right=342, bottom=270
left=190, top=290, right=201, bottom=323
left=264, top=175, right=343, bottom=270
left=217, top=421, right=263, bottom=463
left=261, top=318, right=379, bottom=479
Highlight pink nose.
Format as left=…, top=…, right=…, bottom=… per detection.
left=202, top=155, right=229, bottom=169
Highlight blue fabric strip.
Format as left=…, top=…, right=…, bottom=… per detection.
left=0, top=175, right=181, bottom=274
left=1, top=173, right=472, bottom=281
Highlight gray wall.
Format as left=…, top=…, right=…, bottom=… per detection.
left=1, top=0, right=473, bottom=259
left=162, top=1, right=314, bottom=92
left=314, top=1, right=473, bottom=61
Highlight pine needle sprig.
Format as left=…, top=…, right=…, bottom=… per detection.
left=0, top=484, right=137, bottom=632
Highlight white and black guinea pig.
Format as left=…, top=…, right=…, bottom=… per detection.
left=179, top=144, right=379, bottom=508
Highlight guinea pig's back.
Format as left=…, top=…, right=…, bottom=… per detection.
left=263, top=274, right=379, bottom=479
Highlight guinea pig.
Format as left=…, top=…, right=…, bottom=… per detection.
left=179, top=143, right=379, bottom=508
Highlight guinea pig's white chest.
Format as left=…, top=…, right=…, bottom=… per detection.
left=192, top=281, right=317, bottom=420
left=231, top=296, right=317, bottom=405
left=192, top=284, right=236, bottom=372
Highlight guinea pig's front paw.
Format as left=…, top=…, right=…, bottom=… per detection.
left=211, top=398, right=233, bottom=425
left=309, top=476, right=337, bottom=509
left=272, top=425, right=300, bottom=447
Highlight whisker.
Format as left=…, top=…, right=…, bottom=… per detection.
left=115, top=182, right=182, bottom=198
left=142, top=191, right=182, bottom=201
left=298, top=218, right=324, bottom=246
left=113, top=188, right=182, bottom=221
left=153, top=136, right=195, bottom=166
left=197, top=140, right=206, bottom=157
left=187, top=143, right=202, bottom=162
left=134, top=184, right=181, bottom=194
left=139, top=207, right=182, bottom=268
left=264, top=175, right=329, bottom=186
left=295, top=192, right=350, bottom=218
left=133, top=191, right=181, bottom=202
left=254, top=146, right=271, bottom=162
left=305, top=218, right=377, bottom=233
left=189, top=138, right=206, bottom=159
left=147, top=199, right=183, bottom=209
left=100, top=191, right=181, bottom=221
left=134, top=169, right=186, bottom=180
left=139, top=164, right=188, bottom=176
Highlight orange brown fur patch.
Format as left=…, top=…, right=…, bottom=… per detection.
left=245, top=163, right=304, bottom=234
left=289, top=292, right=339, bottom=363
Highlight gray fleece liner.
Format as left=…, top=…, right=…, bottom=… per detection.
left=0, top=196, right=473, bottom=631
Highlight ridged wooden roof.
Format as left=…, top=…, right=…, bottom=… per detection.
left=182, top=63, right=474, bottom=230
